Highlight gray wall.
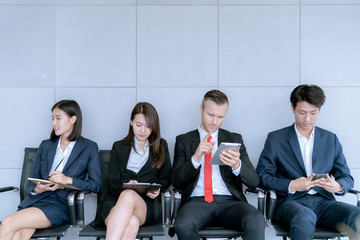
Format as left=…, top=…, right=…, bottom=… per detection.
left=1, top=0, right=360, bottom=239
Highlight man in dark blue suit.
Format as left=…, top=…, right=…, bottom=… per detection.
left=257, top=84, right=360, bottom=240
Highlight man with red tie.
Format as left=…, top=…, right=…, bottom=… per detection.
left=171, top=90, right=265, bottom=240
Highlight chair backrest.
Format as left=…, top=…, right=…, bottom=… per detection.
left=94, top=150, right=162, bottom=225
left=19, top=148, right=38, bottom=202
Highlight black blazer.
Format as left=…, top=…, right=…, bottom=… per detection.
left=171, top=128, right=259, bottom=204
left=97, top=138, right=171, bottom=224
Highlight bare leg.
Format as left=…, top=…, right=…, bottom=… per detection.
left=121, top=215, right=140, bottom=240
left=0, top=207, right=51, bottom=240
left=10, top=229, right=37, bottom=240
left=105, top=190, right=147, bottom=240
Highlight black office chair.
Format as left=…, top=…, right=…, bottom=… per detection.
left=168, top=188, right=265, bottom=240
left=0, top=148, right=80, bottom=240
left=78, top=150, right=170, bottom=240
left=265, top=189, right=360, bottom=240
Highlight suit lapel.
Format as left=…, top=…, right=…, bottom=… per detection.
left=63, top=137, right=83, bottom=172
left=47, top=138, right=59, bottom=174
left=288, top=126, right=307, bottom=175
left=190, top=130, right=200, bottom=156
left=120, top=141, right=132, bottom=171
left=218, top=129, right=227, bottom=147
left=312, top=127, right=322, bottom=172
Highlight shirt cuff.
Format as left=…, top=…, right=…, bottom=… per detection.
left=232, top=161, right=241, bottom=176
left=336, top=183, right=344, bottom=194
left=288, top=180, right=295, bottom=194
left=191, top=156, right=201, bottom=169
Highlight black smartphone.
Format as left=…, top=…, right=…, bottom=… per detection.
left=312, top=174, right=327, bottom=181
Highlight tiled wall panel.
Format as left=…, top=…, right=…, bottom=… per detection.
left=219, top=5, right=300, bottom=86
left=301, top=5, right=360, bottom=86
left=0, top=6, right=54, bottom=87
left=137, top=6, right=218, bottom=87
left=55, top=6, right=136, bottom=87
left=0, top=88, right=54, bottom=168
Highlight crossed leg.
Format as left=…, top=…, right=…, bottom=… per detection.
left=105, top=190, right=147, bottom=240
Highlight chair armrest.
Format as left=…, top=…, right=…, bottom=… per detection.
left=0, top=186, right=19, bottom=193
left=265, top=190, right=277, bottom=222
left=168, top=190, right=182, bottom=237
left=75, top=191, right=92, bottom=227
left=348, top=189, right=360, bottom=207
left=244, top=188, right=265, bottom=215
left=163, top=189, right=172, bottom=227
left=171, top=190, right=182, bottom=226
left=67, top=191, right=78, bottom=226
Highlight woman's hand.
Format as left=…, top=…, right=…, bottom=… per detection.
left=49, top=171, right=73, bottom=185
left=147, top=183, right=160, bottom=199
left=33, top=181, right=61, bottom=193
left=128, top=180, right=138, bottom=184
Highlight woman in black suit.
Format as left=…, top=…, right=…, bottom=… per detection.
left=0, top=100, right=102, bottom=240
left=101, top=102, right=171, bottom=240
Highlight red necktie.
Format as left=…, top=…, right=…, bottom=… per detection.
left=204, top=135, right=213, bottom=203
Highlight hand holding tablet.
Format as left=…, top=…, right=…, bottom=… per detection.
left=209, top=142, right=241, bottom=165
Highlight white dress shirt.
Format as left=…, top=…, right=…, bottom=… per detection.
left=289, top=125, right=316, bottom=194
left=190, top=127, right=241, bottom=197
left=50, top=136, right=76, bottom=173
left=127, top=138, right=149, bottom=174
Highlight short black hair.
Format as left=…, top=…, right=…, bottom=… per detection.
left=290, top=84, right=326, bottom=109
left=50, top=100, right=82, bottom=141
left=202, top=89, right=229, bottom=109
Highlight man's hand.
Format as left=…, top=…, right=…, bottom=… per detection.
left=49, top=171, right=73, bottom=185
left=193, top=132, right=215, bottom=163
left=220, top=149, right=241, bottom=170
left=290, top=173, right=324, bottom=192
left=317, top=174, right=343, bottom=193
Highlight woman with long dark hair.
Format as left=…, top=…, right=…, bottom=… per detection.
left=100, top=102, right=171, bottom=240
left=0, top=100, right=102, bottom=240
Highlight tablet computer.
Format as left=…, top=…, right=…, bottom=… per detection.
left=122, top=183, right=161, bottom=195
left=209, top=142, right=241, bottom=165
left=28, top=177, right=81, bottom=190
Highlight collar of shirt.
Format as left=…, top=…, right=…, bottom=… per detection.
left=197, top=126, right=219, bottom=145
left=134, top=137, right=149, bottom=155
left=294, top=124, right=315, bottom=141
left=56, top=136, right=76, bottom=155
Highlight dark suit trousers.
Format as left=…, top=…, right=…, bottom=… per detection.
left=278, top=193, right=360, bottom=240
left=173, top=195, right=265, bottom=240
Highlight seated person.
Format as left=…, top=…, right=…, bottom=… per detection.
left=0, top=100, right=102, bottom=240
left=171, top=90, right=265, bottom=240
left=256, top=84, right=360, bottom=240
left=97, top=102, right=171, bottom=240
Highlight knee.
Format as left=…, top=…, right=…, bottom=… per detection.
left=0, top=215, right=16, bottom=234
left=342, top=206, right=360, bottom=230
left=117, top=190, right=138, bottom=206
left=291, top=210, right=316, bottom=234
left=174, top=216, right=198, bottom=236
left=244, top=211, right=265, bottom=231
